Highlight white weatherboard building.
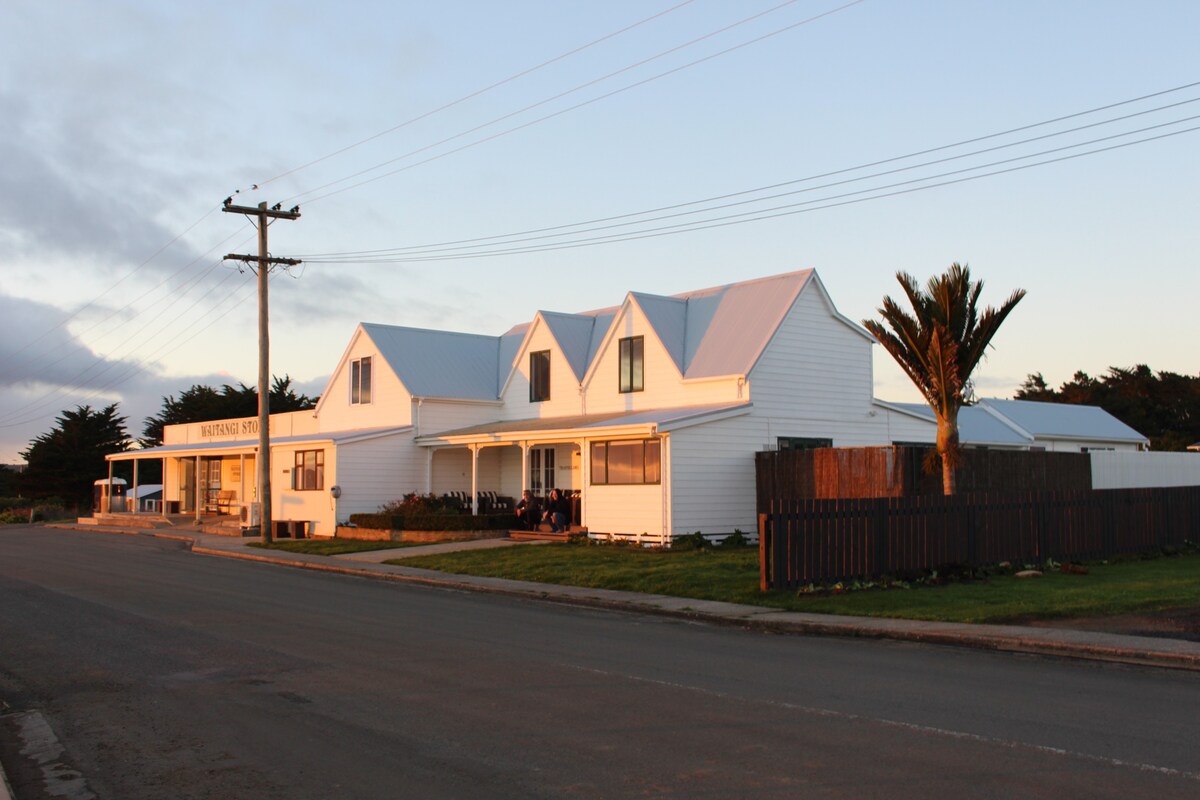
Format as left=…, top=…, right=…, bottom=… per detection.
left=108, top=269, right=1154, bottom=540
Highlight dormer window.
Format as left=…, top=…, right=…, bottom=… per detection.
left=530, top=350, right=550, bottom=402
left=350, top=356, right=372, bottom=404
left=618, top=336, right=644, bottom=393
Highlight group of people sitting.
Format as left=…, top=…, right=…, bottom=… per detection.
left=514, top=488, right=573, bottom=533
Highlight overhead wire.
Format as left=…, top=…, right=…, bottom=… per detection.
left=288, top=0, right=866, bottom=206
left=295, top=81, right=1200, bottom=259
left=256, top=0, right=701, bottom=188
left=299, top=121, right=1200, bottom=263
left=3, top=1, right=739, bottom=428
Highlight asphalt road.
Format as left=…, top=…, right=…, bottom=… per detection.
left=2, top=525, right=1199, bottom=799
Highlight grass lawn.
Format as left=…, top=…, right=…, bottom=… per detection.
left=393, top=543, right=1200, bottom=624
left=248, top=538, right=416, bottom=556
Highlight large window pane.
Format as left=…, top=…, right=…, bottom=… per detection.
left=590, top=443, right=606, bottom=485
left=530, top=351, right=550, bottom=402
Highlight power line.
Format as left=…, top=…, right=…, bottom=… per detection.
left=299, top=123, right=1200, bottom=263
left=256, top=0, right=701, bottom=188
left=288, top=0, right=865, bottom=206
left=296, top=81, right=1200, bottom=260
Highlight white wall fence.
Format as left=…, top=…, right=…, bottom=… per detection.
left=1090, top=451, right=1200, bottom=490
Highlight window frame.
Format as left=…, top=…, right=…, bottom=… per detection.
left=618, top=335, right=644, bottom=394
left=292, top=449, right=325, bottom=491
left=777, top=436, right=833, bottom=451
left=350, top=356, right=373, bottom=405
left=590, top=438, right=661, bottom=485
left=529, top=350, right=551, bottom=402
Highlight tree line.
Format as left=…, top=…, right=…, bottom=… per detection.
left=1015, top=365, right=1199, bottom=452
left=15, top=377, right=316, bottom=509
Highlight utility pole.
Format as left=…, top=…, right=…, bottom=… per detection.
left=222, top=199, right=301, bottom=543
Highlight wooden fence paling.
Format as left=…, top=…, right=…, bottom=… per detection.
left=761, top=485, right=1200, bottom=590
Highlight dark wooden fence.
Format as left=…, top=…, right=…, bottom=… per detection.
left=758, top=486, right=1200, bottom=590
left=756, top=447, right=1091, bottom=505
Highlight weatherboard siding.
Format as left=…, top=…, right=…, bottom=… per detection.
left=332, top=434, right=422, bottom=525
left=500, top=319, right=586, bottom=420
left=747, top=284, right=876, bottom=420
left=416, top=400, right=499, bottom=436
left=668, top=419, right=760, bottom=536
left=585, top=483, right=665, bottom=539
left=318, top=334, right=414, bottom=432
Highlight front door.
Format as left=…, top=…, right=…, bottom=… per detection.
left=179, top=460, right=195, bottom=513
left=530, top=447, right=555, bottom=496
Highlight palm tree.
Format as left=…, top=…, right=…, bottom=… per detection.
left=864, top=263, right=1025, bottom=494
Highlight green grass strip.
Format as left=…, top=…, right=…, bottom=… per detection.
left=394, top=543, right=1200, bottom=624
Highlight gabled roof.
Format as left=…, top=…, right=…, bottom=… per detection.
left=977, top=398, right=1149, bottom=445
left=881, top=402, right=1032, bottom=447
left=335, top=270, right=851, bottom=405
left=539, top=311, right=602, bottom=382
left=875, top=398, right=1150, bottom=447
left=361, top=323, right=504, bottom=400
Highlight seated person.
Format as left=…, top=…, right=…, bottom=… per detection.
left=540, top=488, right=571, bottom=533
left=514, top=490, right=540, bottom=530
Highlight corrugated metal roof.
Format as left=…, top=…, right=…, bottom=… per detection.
left=978, top=398, right=1149, bottom=443
left=630, top=292, right=687, bottom=373
left=359, top=270, right=819, bottom=401
left=887, top=402, right=1031, bottom=446
left=540, top=311, right=598, bottom=382
left=679, top=270, right=814, bottom=378
left=362, top=323, right=502, bottom=400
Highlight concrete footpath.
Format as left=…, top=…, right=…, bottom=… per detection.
left=47, top=524, right=1200, bottom=673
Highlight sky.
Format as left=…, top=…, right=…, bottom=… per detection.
left=1, top=0, right=1198, bottom=464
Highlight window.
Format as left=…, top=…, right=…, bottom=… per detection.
left=293, top=450, right=324, bottom=491
left=591, top=439, right=660, bottom=485
left=618, top=336, right=644, bottom=393
left=530, top=350, right=550, bottom=402
left=350, top=357, right=372, bottom=405
left=777, top=437, right=832, bottom=451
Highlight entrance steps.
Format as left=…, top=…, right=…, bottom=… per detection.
left=78, top=513, right=172, bottom=530
left=508, top=524, right=588, bottom=543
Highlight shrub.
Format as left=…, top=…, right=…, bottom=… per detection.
left=718, top=529, right=750, bottom=549
left=672, top=531, right=711, bottom=551
left=379, top=493, right=461, bottom=516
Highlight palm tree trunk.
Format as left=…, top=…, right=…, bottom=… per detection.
left=936, top=413, right=960, bottom=495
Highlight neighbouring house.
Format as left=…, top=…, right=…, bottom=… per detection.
left=106, top=269, right=1156, bottom=541
left=875, top=398, right=1150, bottom=452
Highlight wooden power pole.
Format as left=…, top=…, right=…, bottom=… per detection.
left=222, top=199, right=301, bottom=543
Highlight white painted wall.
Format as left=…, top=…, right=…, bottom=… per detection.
left=584, top=482, right=665, bottom=540
left=668, top=419, right=761, bottom=536
left=500, top=317, right=586, bottom=420
left=416, top=399, right=501, bottom=436
left=332, top=433, right=425, bottom=524
left=273, top=441, right=337, bottom=537
left=1090, top=451, right=1200, bottom=489
left=317, top=330, right=414, bottom=432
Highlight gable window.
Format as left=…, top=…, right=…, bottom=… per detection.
left=618, top=336, right=644, bottom=393
left=350, top=356, right=372, bottom=405
left=590, top=439, right=660, bottom=485
left=530, top=350, right=550, bottom=402
left=293, top=450, right=324, bottom=491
